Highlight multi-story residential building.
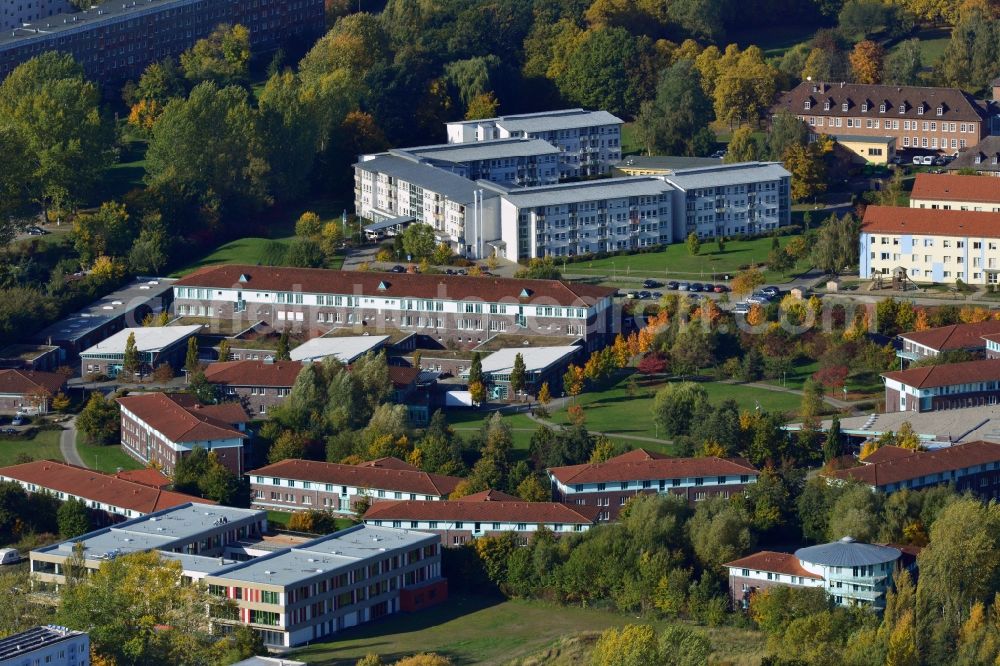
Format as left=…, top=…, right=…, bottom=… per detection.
left=369, top=139, right=562, bottom=186
left=947, top=136, right=1000, bottom=176
left=724, top=537, right=903, bottom=611
left=547, top=449, right=759, bottom=520
left=2, top=0, right=70, bottom=30
left=353, top=152, right=498, bottom=257
left=247, top=457, right=462, bottom=514
left=825, top=440, right=1000, bottom=499
left=0, top=0, right=323, bottom=87
left=117, top=392, right=249, bottom=475
left=486, top=176, right=675, bottom=259
left=910, top=172, right=1000, bottom=211
left=860, top=205, right=1000, bottom=285
left=661, top=162, right=792, bottom=239
left=0, top=368, right=65, bottom=413
left=203, top=360, right=303, bottom=417
left=882, top=358, right=1000, bottom=412
left=172, top=265, right=617, bottom=351
left=445, top=108, right=624, bottom=178
left=774, top=81, right=990, bottom=153
left=460, top=345, right=581, bottom=400
left=895, top=319, right=1000, bottom=363
left=0, top=625, right=89, bottom=666
left=79, top=325, right=201, bottom=378
left=0, top=459, right=212, bottom=523
left=363, top=490, right=600, bottom=546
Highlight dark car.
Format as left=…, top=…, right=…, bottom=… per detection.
left=642, top=279, right=662, bottom=288
left=688, top=282, right=703, bottom=292
left=702, top=284, right=715, bottom=292
left=445, top=269, right=455, bottom=275
left=636, top=290, right=652, bottom=299
left=390, top=265, right=405, bottom=273
left=713, top=285, right=728, bottom=293
left=651, top=291, right=663, bottom=299
left=667, top=281, right=679, bottom=290
left=27, top=226, right=48, bottom=236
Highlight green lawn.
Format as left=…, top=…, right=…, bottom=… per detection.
left=76, top=434, right=144, bottom=474
left=621, top=122, right=642, bottom=156
left=563, top=235, right=810, bottom=283
left=291, top=594, right=765, bottom=666
left=0, top=430, right=63, bottom=466
left=92, top=139, right=148, bottom=205
left=548, top=374, right=802, bottom=441
left=891, top=27, right=951, bottom=66
left=732, top=23, right=817, bottom=58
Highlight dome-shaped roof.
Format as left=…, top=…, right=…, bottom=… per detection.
left=795, top=537, right=900, bottom=567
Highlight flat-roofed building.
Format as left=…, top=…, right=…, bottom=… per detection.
left=0, top=625, right=88, bottom=666
left=172, top=265, right=617, bottom=352
left=661, top=162, right=792, bottom=239
left=910, top=173, right=1000, bottom=211
left=832, top=134, right=896, bottom=164
left=0, top=344, right=61, bottom=372
left=445, top=108, right=624, bottom=178
left=461, top=345, right=581, bottom=400
left=896, top=319, right=1000, bottom=363
left=486, top=176, right=675, bottom=260
left=363, top=490, right=600, bottom=546
left=247, top=457, right=462, bottom=514
left=824, top=440, right=1000, bottom=499
left=0, top=459, right=213, bottom=522
left=2, top=0, right=71, bottom=30
left=612, top=155, right=722, bottom=176
left=774, top=81, right=990, bottom=153
left=116, top=392, right=249, bottom=475
left=860, top=205, right=1000, bottom=285
left=79, top=324, right=201, bottom=378
left=288, top=335, right=389, bottom=364
left=203, top=360, right=303, bottom=417
left=0, top=0, right=323, bottom=87
left=725, top=538, right=903, bottom=611
left=882, top=358, right=1000, bottom=412
left=548, top=449, right=759, bottom=520
left=0, top=368, right=65, bottom=414
left=376, top=138, right=562, bottom=187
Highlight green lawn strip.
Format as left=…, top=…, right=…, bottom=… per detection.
left=889, top=27, right=951, bottom=65
left=75, top=437, right=144, bottom=474
left=291, top=594, right=764, bottom=665
left=0, top=430, right=63, bottom=466
left=731, top=23, right=818, bottom=58
left=562, top=235, right=807, bottom=284
left=620, top=122, right=641, bottom=155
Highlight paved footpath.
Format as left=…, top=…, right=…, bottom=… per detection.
left=59, top=417, right=86, bottom=468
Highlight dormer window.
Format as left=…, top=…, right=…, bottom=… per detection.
left=812, top=84, right=820, bottom=93
left=861, top=103, right=868, bottom=112
left=937, top=106, right=944, bottom=116
left=841, top=102, right=849, bottom=112
left=879, top=103, right=886, bottom=113
left=377, top=280, right=390, bottom=290
left=804, top=99, right=811, bottom=110
left=917, top=104, right=924, bottom=115
left=976, top=154, right=983, bottom=164
left=824, top=101, right=831, bottom=111
left=899, top=104, right=906, bottom=114
left=993, top=155, right=998, bottom=165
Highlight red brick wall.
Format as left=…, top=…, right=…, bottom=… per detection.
left=399, top=579, right=448, bottom=612
left=554, top=485, right=750, bottom=520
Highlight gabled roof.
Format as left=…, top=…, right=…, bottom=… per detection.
left=454, top=489, right=522, bottom=502
left=388, top=366, right=420, bottom=389
left=357, top=456, right=418, bottom=471
left=175, top=265, right=616, bottom=306
left=248, top=459, right=462, bottom=497
left=862, top=205, right=1000, bottom=239
left=202, top=360, right=304, bottom=388
left=0, top=369, right=65, bottom=396
left=0, top=460, right=213, bottom=514
left=882, top=358, right=1000, bottom=389
left=547, top=449, right=758, bottom=484
left=775, top=81, right=988, bottom=122
left=114, top=468, right=171, bottom=489
left=860, top=445, right=916, bottom=465
left=723, top=551, right=823, bottom=579
left=825, top=440, right=1000, bottom=487
left=363, top=498, right=600, bottom=524
left=910, top=173, right=1000, bottom=204
left=898, top=320, right=1000, bottom=352
left=948, top=137, right=1000, bottom=172
left=116, top=393, right=247, bottom=444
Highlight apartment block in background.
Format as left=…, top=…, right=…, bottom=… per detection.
left=247, top=457, right=461, bottom=514
left=0, top=625, right=88, bottom=666
left=203, top=360, right=304, bottom=417
left=117, top=392, right=249, bottom=475
left=909, top=172, right=1000, bottom=211
left=445, top=108, right=624, bottom=177
left=548, top=449, right=760, bottom=520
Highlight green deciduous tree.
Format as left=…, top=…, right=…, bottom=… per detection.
left=184, top=336, right=200, bottom=373
left=258, top=71, right=323, bottom=201
left=884, top=39, right=923, bottom=86
left=509, top=353, right=526, bottom=396
left=179, top=23, right=251, bottom=86
left=634, top=59, right=714, bottom=157
left=122, top=331, right=141, bottom=380
left=401, top=223, right=437, bottom=260
left=57, top=497, right=92, bottom=538
left=652, top=382, right=707, bottom=438
left=713, top=46, right=778, bottom=127
left=77, top=393, right=120, bottom=446
left=725, top=126, right=762, bottom=163
left=686, top=232, right=701, bottom=256
left=557, top=26, right=648, bottom=118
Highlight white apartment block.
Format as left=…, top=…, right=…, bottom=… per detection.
left=662, top=162, right=792, bottom=239
left=0, top=625, right=89, bottom=666
left=860, top=205, right=1000, bottom=285
left=2, top=0, right=71, bottom=31
left=486, top=177, right=674, bottom=260
left=386, top=139, right=562, bottom=187
left=445, top=108, right=624, bottom=178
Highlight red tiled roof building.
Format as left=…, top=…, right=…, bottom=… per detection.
left=882, top=358, right=1000, bottom=412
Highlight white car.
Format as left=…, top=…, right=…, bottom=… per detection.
left=921, top=155, right=934, bottom=165
left=911, top=155, right=923, bottom=165
left=0, top=548, right=21, bottom=565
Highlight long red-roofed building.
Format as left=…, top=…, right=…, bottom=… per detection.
left=897, top=319, right=1000, bottom=363
left=363, top=491, right=600, bottom=546
left=0, top=459, right=213, bottom=522
left=247, top=457, right=463, bottom=515
left=910, top=173, right=1000, bottom=211
left=172, top=264, right=617, bottom=351
left=116, top=392, right=250, bottom=475
left=882, top=358, right=1000, bottom=412
left=547, top=449, right=759, bottom=520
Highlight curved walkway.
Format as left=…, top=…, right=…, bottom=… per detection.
left=59, top=417, right=86, bottom=468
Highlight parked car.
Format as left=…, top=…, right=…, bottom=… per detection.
left=667, top=281, right=679, bottom=290
left=746, top=295, right=769, bottom=305
left=642, top=279, right=662, bottom=288
left=710, top=149, right=727, bottom=159
left=702, top=284, right=715, bottom=292
left=688, top=282, right=703, bottom=292
left=637, top=290, right=652, bottom=300
left=921, top=155, right=934, bottom=165
left=760, top=286, right=781, bottom=298
left=911, top=155, right=923, bottom=165
left=27, top=226, right=48, bottom=236
left=732, top=302, right=751, bottom=314
left=651, top=291, right=663, bottom=299
left=933, top=156, right=948, bottom=166
left=0, top=428, right=16, bottom=435
left=445, top=269, right=455, bottom=275
left=0, top=549, right=21, bottom=565
left=713, top=284, right=728, bottom=293
left=10, top=415, right=24, bottom=426
left=625, top=291, right=637, bottom=299
left=390, top=265, right=405, bottom=273
left=678, top=282, right=690, bottom=291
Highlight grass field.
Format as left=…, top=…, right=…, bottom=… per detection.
left=891, top=27, right=951, bottom=66
left=620, top=122, right=641, bottom=156
left=548, top=374, right=802, bottom=441
left=732, top=23, right=818, bottom=58
left=76, top=433, right=144, bottom=473
left=0, top=430, right=63, bottom=466
left=92, top=140, right=149, bottom=205
left=562, top=235, right=810, bottom=283
left=291, top=594, right=765, bottom=666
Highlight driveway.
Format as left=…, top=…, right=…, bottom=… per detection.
left=59, top=417, right=86, bottom=468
